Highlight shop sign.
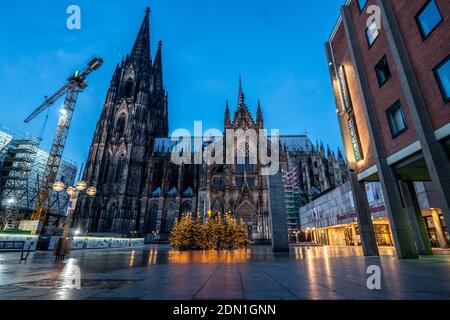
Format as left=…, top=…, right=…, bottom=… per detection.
left=370, top=205, right=386, bottom=214
left=337, top=212, right=358, bottom=221
left=338, top=65, right=353, bottom=113
left=348, top=115, right=364, bottom=162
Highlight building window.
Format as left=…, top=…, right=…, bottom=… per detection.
left=114, top=157, right=126, bottom=183
left=124, top=79, right=133, bottom=98
left=116, top=114, right=126, bottom=137
left=366, top=18, right=379, bottom=47
left=386, top=101, right=408, bottom=137
left=416, top=0, right=443, bottom=39
left=357, top=0, right=368, bottom=12
left=434, top=56, right=450, bottom=103
left=375, top=56, right=392, bottom=87
left=212, top=176, right=223, bottom=188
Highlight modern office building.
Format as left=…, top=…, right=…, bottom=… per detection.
left=325, top=0, right=449, bottom=258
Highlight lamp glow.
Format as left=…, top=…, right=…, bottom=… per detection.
left=75, top=181, right=87, bottom=191
left=66, top=186, right=77, bottom=196
left=60, top=107, right=68, bottom=117
left=86, top=186, right=97, bottom=197
left=52, top=181, right=65, bottom=192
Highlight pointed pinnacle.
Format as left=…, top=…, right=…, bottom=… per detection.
left=130, top=8, right=151, bottom=63
left=237, top=75, right=245, bottom=106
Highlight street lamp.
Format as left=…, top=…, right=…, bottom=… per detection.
left=305, top=228, right=311, bottom=243
left=52, top=181, right=65, bottom=192
left=1, top=198, right=17, bottom=231
left=293, top=230, right=300, bottom=244
left=52, top=180, right=97, bottom=237
left=86, top=187, right=97, bottom=197
left=75, top=181, right=87, bottom=192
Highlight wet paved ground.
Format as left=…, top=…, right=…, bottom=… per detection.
left=0, top=245, right=449, bottom=300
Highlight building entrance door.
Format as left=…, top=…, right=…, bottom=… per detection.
left=236, top=201, right=257, bottom=241
left=344, top=227, right=355, bottom=246
left=247, top=224, right=253, bottom=241
left=424, top=216, right=441, bottom=248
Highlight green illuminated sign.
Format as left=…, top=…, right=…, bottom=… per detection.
left=348, top=115, right=363, bottom=162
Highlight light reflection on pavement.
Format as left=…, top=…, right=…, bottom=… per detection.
left=0, top=245, right=449, bottom=300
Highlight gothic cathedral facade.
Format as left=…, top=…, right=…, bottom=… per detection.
left=73, top=8, right=348, bottom=240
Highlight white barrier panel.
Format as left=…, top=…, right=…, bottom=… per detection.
left=0, top=234, right=39, bottom=252
left=47, top=236, right=144, bottom=251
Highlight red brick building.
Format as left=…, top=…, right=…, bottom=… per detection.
left=325, top=0, right=449, bottom=258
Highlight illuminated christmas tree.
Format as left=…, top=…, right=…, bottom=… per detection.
left=169, top=211, right=249, bottom=250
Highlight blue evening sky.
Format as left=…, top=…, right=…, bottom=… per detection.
left=0, top=0, right=344, bottom=170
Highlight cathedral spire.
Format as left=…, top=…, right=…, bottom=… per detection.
left=256, top=100, right=264, bottom=127
left=225, top=100, right=231, bottom=127
left=130, top=7, right=151, bottom=64
left=232, top=76, right=255, bottom=126
left=153, top=40, right=163, bottom=91
left=237, top=75, right=245, bottom=106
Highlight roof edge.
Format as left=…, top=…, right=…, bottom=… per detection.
left=328, top=0, right=353, bottom=43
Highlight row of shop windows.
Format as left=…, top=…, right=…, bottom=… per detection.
left=311, top=223, right=393, bottom=247
left=311, top=213, right=449, bottom=249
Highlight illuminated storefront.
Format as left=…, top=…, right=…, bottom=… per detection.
left=300, top=181, right=447, bottom=248
left=306, top=216, right=394, bottom=248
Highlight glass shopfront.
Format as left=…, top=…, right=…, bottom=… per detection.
left=373, top=224, right=393, bottom=246
left=439, top=215, right=450, bottom=245
left=424, top=216, right=440, bottom=247
left=344, top=227, right=357, bottom=246
left=354, top=222, right=393, bottom=247
left=423, top=214, right=450, bottom=248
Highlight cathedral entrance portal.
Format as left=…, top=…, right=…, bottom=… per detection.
left=236, top=201, right=257, bottom=241
left=246, top=225, right=253, bottom=241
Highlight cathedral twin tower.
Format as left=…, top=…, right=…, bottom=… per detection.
left=74, top=8, right=171, bottom=235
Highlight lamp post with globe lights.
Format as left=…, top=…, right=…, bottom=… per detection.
left=0, top=197, right=17, bottom=230
left=293, top=230, right=301, bottom=244
left=52, top=180, right=96, bottom=237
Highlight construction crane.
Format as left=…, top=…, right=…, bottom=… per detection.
left=24, top=57, right=103, bottom=224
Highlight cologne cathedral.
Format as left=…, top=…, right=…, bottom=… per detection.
left=73, top=8, right=348, bottom=240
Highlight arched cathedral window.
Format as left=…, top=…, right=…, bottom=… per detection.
left=114, top=153, right=126, bottom=183
left=102, top=156, right=111, bottom=184
left=164, top=203, right=176, bottom=233
left=144, top=204, right=158, bottom=233
left=212, top=176, right=223, bottom=188
left=115, top=113, right=126, bottom=139
left=124, top=79, right=133, bottom=98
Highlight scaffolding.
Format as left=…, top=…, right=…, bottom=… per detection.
left=282, top=154, right=304, bottom=242
left=0, top=127, right=78, bottom=229
left=0, top=138, right=38, bottom=206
